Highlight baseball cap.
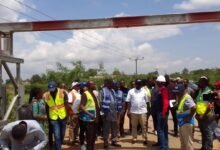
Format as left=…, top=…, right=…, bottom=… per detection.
left=135, top=79, right=142, bottom=84
left=80, top=81, right=87, bottom=87
left=71, top=81, right=80, bottom=88
left=172, top=83, right=186, bottom=93
left=48, top=81, right=57, bottom=92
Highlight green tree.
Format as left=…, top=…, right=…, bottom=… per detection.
left=86, top=68, right=98, bottom=77
left=112, top=68, right=121, bottom=76
left=30, top=74, right=43, bottom=83
left=182, top=68, right=189, bottom=74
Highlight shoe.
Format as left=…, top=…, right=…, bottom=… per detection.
left=111, top=142, right=121, bottom=147
left=104, top=144, right=109, bottom=149
left=132, top=139, right=137, bottom=144
left=120, top=132, right=125, bottom=138
left=73, top=140, right=80, bottom=144
left=152, top=143, right=160, bottom=147
left=104, top=141, right=109, bottom=149
left=143, top=141, right=147, bottom=145
left=173, top=133, right=178, bottom=137
left=81, top=144, right=86, bottom=150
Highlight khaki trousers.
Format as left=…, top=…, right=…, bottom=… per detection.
left=131, top=113, right=147, bottom=141
left=179, top=124, right=194, bottom=150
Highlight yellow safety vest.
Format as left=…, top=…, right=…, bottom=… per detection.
left=177, top=93, right=192, bottom=114
left=195, top=87, right=212, bottom=115
left=144, top=86, right=151, bottom=98
left=176, top=93, right=194, bottom=126
left=44, top=88, right=67, bottom=120
left=80, top=91, right=96, bottom=122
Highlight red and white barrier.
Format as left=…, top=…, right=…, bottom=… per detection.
left=0, top=11, right=220, bottom=32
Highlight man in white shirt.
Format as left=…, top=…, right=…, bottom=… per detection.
left=0, top=120, right=47, bottom=150
left=126, top=79, right=150, bottom=145
left=68, top=81, right=81, bottom=144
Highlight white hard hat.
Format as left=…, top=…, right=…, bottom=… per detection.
left=71, top=82, right=80, bottom=88
left=156, top=75, right=166, bottom=82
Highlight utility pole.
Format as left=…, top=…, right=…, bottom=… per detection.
left=129, top=57, right=144, bottom=75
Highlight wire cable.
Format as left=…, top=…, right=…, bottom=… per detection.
left=11, top=0, right=131, bottom=58
left=0, top=0, right=131, bottom=60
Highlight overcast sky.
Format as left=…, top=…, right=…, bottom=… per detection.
left=0, top=0, right=220, bottom=79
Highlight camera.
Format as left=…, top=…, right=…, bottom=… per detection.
left=203, top=93, right=218, bottom=101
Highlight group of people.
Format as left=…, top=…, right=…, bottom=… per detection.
left=0, top=75, right=220, bottom=150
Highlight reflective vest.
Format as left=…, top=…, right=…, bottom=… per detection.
left=176, top=93, right=194, bottom=126
left=113, top=89, right=123, bottom=112
left=195, top=87, right=212, bottom=115
left=101, top=87, right=122, bottom=113
left=144, top=86, right=151, bottom=98
left=196, top=87, right=212, bottom=103
left=44, top=88, right=67, bottom=120
left=80, top=91, right=96, bottom=122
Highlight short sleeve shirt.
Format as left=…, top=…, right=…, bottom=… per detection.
left=126, top=88, right=149, bottom=114
left=183, top=98, right=195, bottom=111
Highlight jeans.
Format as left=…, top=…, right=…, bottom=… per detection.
left=157, top=112, right=169, bottom=150
left=50, top=119, right=66, bottom=150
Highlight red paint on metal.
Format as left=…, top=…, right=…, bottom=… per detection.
left=1, top=11, right=220, bottom=32
left=112, top=16, right=146, bottom=28
left=188, top=11, right=220, bottom=23
left=32, top=20, right=71, bottom=31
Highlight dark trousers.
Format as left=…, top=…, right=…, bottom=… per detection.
left=152, top=112, right=157, bottom=131
left=97, top=115, right=103, bottom=136
left=170, top=107, right=178, bottom=135
left=157, top=113, right=169, bottom=150
left=48, top=121, right=53, bottom=147
left=198, top=119, right=214, bottom=150
left=120, top=110, right=126, bottom=136
left=79, top=120, right=96, bottom=150
left=103, top=119, right=117, bottom=145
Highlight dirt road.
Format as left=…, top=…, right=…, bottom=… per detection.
left=62, top=116, right=220, bottom=150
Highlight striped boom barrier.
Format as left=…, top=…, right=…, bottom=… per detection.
left=0, top=11, right=220, bottom=32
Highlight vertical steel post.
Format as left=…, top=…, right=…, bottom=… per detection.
left=135, top=58, right=138, bottom=75
left=0, top=33, right=2, bottom=51
left=16, top=63, right=21, bottom=105
left=0, top=60, right=2, bottom=119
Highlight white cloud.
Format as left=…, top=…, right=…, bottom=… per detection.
left=12, top=24, right=183, bottom=78
left=0, top=0, right=27, bottom=22
left=174, top=0, right=220, bottom=10
left=0, top=1, right=204, bottom=80
left=9, top=23, right=215, bottom=79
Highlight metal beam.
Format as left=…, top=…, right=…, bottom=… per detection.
left=0, top=54, right=24, bottom=63
left=0, top=11, right=220, bottom=32
left=2, top=62, right=18, bottom=90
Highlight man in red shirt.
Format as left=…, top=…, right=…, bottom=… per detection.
left=152, top=75, right=169, bottom=150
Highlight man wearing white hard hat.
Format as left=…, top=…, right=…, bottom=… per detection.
left=68, top=81, right=81, bottom=144
left=152, top=75, right=169, bottom=150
